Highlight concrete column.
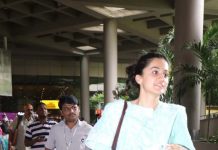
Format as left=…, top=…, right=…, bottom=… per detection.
left=103, top=19, right=118, bottom=103
left=174, top=0, right=204, bottom=139
left=201, top=93, right=206, bottom=117
left=80, top=55, right=90, bottom=123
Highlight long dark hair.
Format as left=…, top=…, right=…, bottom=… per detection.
left=126, top=52, right=169, bottom=90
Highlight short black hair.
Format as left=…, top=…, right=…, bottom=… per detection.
left=58, top=95, right=79, bottom=110
left=34, top=102, right=46, bottom=111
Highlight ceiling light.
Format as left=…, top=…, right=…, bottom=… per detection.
left=72, top=49, right=100, bottom=56
left=81, top=25, right=103, bottom=32
left=72, top=50, right=84, bottom=55
left=86, top=6, right=148, bottom=18
left=104, top=6, right=125, bottom=12
left=81, top=25, right=125, bottom=33
left=86, top=51, right=101, bottom=55
left=77, top=46, right=96, bottom=51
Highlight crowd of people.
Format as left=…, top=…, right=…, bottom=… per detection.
left=0, top=52, right=195, bottom=150
left=5, top=95, right=92, bottom=150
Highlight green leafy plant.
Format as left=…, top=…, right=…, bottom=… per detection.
left=177, top=23, right=218, bottom=140
left=208, top=133, right=218, bottom=143
left=89, top=92, right=104, bottom=109
left=155, top=25, right=218, bottom=141
left=112, top=86, right=138, bottom=101
left=157, top=28, right=175, bottom=103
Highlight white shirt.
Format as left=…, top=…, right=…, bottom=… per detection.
left=45, top=120, right=92, bottom=150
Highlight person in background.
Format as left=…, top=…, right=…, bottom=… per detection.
left=45, top=95, right=92, bottom=150
left=0, top=126, right=2, bottom=136
left=1, top=113, right=10, bottom=135
left=25, top=102, right=56, bottom=150
left=0, top=113, right=10, bottom=150
left=85, top=52, right=195, bottom=150
left=9, top=103, right=36, bottom=150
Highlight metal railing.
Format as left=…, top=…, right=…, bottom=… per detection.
left=200, top=112, right=218, bottom=120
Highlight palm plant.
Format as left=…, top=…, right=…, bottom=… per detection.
left=177, top=23, right=218, bottom=140
left=158, top=28, right=175, bottom=103
left=157, top=24, right=218, bottom=140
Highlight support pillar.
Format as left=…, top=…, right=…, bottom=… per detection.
left=174, top=0, right=204, bottom=140
left=103, top=19, right=118, bottom=103
left=80, top=55, right=90, bottom=122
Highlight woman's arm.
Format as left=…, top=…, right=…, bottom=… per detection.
left=168, top=107, right=195, bottom=150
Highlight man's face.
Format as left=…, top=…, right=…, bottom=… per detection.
left=24, top=104, right=33, bottom=116
left=61, top=103, right=80, bottom=122
left=36, top=104, right=48, bottom=117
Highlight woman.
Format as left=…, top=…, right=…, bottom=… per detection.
left=85, top=52, right=195, bottom=150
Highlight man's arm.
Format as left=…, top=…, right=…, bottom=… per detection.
left=25, top=136, right=45, bottom=147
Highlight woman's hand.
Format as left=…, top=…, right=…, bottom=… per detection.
left=165, top=144, right=187, bottom=150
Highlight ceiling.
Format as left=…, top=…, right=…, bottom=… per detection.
left=1, top=0, right=218, bottom=100
left=0, top=0, right=217, bottom=62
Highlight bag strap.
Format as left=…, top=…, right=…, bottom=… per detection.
left=112, top=101, right=127, bottom=150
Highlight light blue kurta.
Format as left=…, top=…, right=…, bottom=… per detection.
left=85, top=100, right=195, bottom=150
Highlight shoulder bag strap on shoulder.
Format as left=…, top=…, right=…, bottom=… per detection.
left=112, top=101, right=128, bottom=150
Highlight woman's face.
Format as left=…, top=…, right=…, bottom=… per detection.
left=136, top=58, right=169, bottom=96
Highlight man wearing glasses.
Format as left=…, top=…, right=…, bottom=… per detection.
left=9, top=103, right=36, bottom=150
left=45, top=95, right=92, bottom=150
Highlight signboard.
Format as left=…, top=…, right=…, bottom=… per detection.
left=41, top=100, right=59, bottom=109
left=0, top=37, right=12, bottom=96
